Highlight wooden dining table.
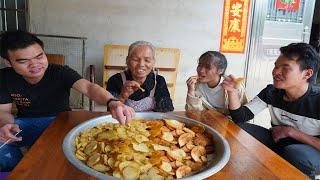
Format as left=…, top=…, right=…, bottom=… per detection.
left=8, top=110, right=308, bottom=179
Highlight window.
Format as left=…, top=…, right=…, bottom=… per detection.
left=0, top=0, right=27, bottom=31
left=266, top=0, right=305, bottom=23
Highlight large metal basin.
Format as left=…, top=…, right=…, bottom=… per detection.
left=63, top=112, right=230, bottom=180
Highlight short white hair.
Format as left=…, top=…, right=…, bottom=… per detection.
left=127, top=41, right=155, bottom=58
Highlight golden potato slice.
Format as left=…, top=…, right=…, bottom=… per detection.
left=92, top=164, right=110, bottom=172
left=152, top=144, right=170, bottom=152
left=117, top=153, right=133, bottom=161
left=122, top=166, right=140, bottom=180
left=160, top=126, right=170, bottom=132
left=170, top=130, right=178, bottom=137
left=98, top=142, right=105, bottom=153
left=175, top=129, right=185, bottom=136
left=97, top=132, right=109, bottom=141
left=146, top=120, right=164, bottom=128
left=84, top=141, right=97, bottom=155
left=75, top=152, right=87, bottom=161
left=159, top=156, right=170, bottom=163
left=76, top=150, right=87, bottom=158
left=112, top=170, right=121, bottom=178
left=119, top=161, right=140, bottom=171
left=161, top=132, right=174, bottom=142
left=235, top=77, right=244, bottom=85
left=178, top=133, right=193, bottom=147
left=87, top=153, right=100, bottom=167
left=101, top=154, right=108, bottom=165
left=194, top=134, right=211, bottom=147
left=133, top=153, right=146, bottom=163
left=114, top=160, right=120, bottom=168
left=104, top=145, right=111, bottom=153
left=140, top=163, right=153, bottom=173
left=134, top=134, right=149, bottom=143
left=132, top=143, right=149, bottom=153
left=167, top=149, right=186, bottom=161
left=189, top=161, right=204, bottom=171
left=190, top=125, right=205, bottom=134
left=191, top=146, right=206, bottom=162
left=74, top=136, right=80, bottom=147
left=181, top=146, right=190, bottom=153
left=201, top=155, right=207, bottom=163
left=160, top=161, right=172, bottom=173
left=176, top=165, right=192, bottom=178
left=186, top=141, right=195, bottom=150
left=175, top=161, right=184, bottom=168
left=117, top=127, right=127, bottom=139
left=148, top=167, right=160, bottom=176
left=107, top=157, right=115, bottom=168
left=139, top=173, right=149, bottom=180
left=183, top=127, right=195, bottom=137
left=150, top=151, right=165, bottom=165
left=150, top=127, right=162, bottom=138
left=164, top=119, right=184, bottom=130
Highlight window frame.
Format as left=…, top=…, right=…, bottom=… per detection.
left=0, top=0, right=28, bottom=32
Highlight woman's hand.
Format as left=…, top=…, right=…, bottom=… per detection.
left=119, top=80, right=141, bottom=102
left=186, top=76, right=198, bottom=96
left=0, top=124, right=22, bottom=143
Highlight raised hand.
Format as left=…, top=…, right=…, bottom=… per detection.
left=186, top=76, right=198, bottom=96
left=119, top=80, right=142, bottom=102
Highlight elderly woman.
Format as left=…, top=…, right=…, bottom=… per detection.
left=185, top=51, right=247, bottom=115
left=107, top=41, right=174, bottom=112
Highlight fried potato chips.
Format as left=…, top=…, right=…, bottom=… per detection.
left=74, top=119, right=214, bottom=179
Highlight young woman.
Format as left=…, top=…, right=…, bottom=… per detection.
left=185, top=51, right=247, bottom=115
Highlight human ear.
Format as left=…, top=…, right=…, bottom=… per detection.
left=3, top=59, right=12, bottom=67
left=303, top=69, right=313, bottom=81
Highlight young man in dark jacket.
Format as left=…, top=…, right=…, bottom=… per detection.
left=222, top=43, right=320, bottom=178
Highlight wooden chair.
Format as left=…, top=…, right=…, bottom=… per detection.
left=103, top=44, right=180, bottom=99
left=46, top=54, right=65, bottom=65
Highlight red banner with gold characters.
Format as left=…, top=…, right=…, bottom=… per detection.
left=220, top=0, right=250, bottom=53
left=276, top=0, right=300, bottom=11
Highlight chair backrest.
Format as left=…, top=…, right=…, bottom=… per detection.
left=103, top=44, right=180, bottom=99
left=46, top=54, right=65, bottom=65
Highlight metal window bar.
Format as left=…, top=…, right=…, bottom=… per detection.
left=266, top=0, right=305, bottom=23
left=0, top=0, right=27, bottom=31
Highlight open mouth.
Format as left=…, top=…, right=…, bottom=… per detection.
left=136, top=69, right=146, bottom=74
left=30, top=67, right=42, bottom=74
left=273, top=76, right=283, bottom=83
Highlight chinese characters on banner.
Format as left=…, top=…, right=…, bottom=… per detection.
left=276, top=0, right=300, bottom=11
left=220, top=0, right=250, bottom=53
